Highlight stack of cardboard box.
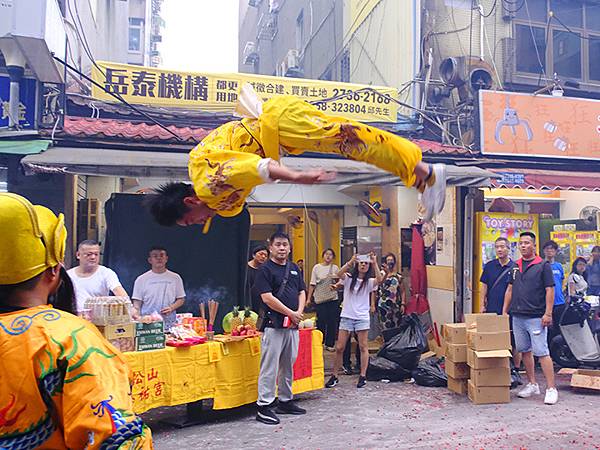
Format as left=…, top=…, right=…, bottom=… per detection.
left=465, top=313, right=512, bottom=405
left=443, top=323, right=469, bottom=394
left=135, top=321, right=165, bottom=351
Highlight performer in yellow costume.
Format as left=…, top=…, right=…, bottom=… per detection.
left=0, top=193, right=153, bottom=449
left=147, top=84, right=446, bottom=228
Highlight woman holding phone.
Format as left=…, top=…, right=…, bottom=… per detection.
left=325, top=253, right=383, bottom=389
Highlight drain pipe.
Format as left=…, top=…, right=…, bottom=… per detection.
left=0, top=39, right=27, bottom=129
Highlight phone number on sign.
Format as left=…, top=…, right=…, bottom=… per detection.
left=314, top=101, right=392, bottom=116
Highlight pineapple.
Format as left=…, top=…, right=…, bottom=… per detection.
left=243, top=307, right=256, bottom=329
left=230, top=306, right=242, bottom=329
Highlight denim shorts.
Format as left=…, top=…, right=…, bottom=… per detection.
left=339, top=316, right=370, bottom=332
left=512, top=315, right=549, bottom=357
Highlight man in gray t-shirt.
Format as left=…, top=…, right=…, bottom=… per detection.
left=132, top=246, right=186, bottom=329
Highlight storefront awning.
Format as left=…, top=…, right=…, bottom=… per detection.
left=21, top=146, right=498, bottom=187
left=0, top=140, right=52, bottom=155
left=490, top=169, right=600, bottom=191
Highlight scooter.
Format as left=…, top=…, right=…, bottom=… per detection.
left=550, top=295, right=600, bottom=369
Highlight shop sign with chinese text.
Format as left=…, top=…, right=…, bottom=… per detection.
left=91, top=61, right=399, bottom=123
left=480, top=90, right=600, bottom=160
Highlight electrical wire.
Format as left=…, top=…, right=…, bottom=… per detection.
left=477, top=0, right=498, bottom=18
left=52, top=55, right=185, bottom=142
left=501, top=0, right=526, bottom=14
left=551, top=12, right=596, bottom=40
left=523, top=0, right=548, bottom=83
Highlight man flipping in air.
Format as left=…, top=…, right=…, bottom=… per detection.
left=147, top=85, right=447, bottom=228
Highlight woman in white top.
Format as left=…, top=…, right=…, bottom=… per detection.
left=306, top=248, right=340, bottom=351
left=568, top=257, right=588, bottom=298
left=325, top=253, right=383, bottom=389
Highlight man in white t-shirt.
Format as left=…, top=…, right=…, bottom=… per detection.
left=67, top=240, right=128, bottom=312
left=131, top=246, right=186, bottom=329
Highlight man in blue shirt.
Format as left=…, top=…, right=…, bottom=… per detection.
left=480, top=237, right=515, bottom=315
left=542, top=240, right=565, bottom=344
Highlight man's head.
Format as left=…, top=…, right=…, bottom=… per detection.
left=0, top=193, right=71, bottom=311
left=145, top=182, right=216, bottom=227
left=296, top=259, right=304, bottom=271
left=542, top=240, right=558, bottom=261
left=592, top=246, right=600, bottom=262
left=148, top=246, right=168, bottom=272
left=76, top=240, right=101, bottom=271
left=518, top=232, right=537, bottom=259
left=269, top=231, right=291, bottom=263
left=494, top=237, right=510, bottom=260
left=251, top=245, right=268, bottom=265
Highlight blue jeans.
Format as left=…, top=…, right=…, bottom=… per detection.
left=512, top=315, right=549, bottom=357
left=339, top=316, right=370, bottom=332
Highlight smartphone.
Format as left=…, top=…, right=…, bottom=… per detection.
left=357, top=254, right=370, bottom=263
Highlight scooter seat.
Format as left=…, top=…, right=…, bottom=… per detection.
left=590, top=320, right=600, bottom=336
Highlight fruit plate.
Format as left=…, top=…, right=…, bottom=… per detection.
left=214, top=333, right=261, bottom=343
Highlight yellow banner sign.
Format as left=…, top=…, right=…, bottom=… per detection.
left=91, top=61, right=398, bottom=122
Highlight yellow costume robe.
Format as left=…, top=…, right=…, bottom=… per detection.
left=0, top=305, right=152, bottom=449
left=189, top=93, right=422, bottom=217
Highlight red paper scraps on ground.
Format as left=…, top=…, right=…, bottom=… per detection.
left=293, top=329, right=313, bottom=380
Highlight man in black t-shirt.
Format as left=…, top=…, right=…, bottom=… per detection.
left=503, top=231, right=558, bottom=405
left=253, top=231, right=307, bottom=425
left=246, top=245, right=268, bottom=313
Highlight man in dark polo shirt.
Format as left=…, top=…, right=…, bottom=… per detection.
left=480, top=237, right=515, bottom=314
left=254, top=231, right=307, bottom=424
left=503, top=231, right=558, bottom=405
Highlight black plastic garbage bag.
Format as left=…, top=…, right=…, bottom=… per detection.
left=366, top=356, right=411, bottom=382
left=377, top=313, right=427, bottom=371
left=412, top=357, right=448, bottom=387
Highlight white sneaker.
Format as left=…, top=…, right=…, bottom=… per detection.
left=421, top=164, right=447, bottom=222
left=544, top=388, right=558, bottom=405
left=517, top=382, right=540, bottom=398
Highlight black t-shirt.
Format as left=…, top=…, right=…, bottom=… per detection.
left=245, top=264, right=262, bottom=313
left=254, top=259, right=306, bottom=328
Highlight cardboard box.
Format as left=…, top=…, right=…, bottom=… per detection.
left=468, top=380, right=510, bottom=405
left=106, top=337, right=135, bottom=353
left=97, top=323, right=135, bottom=340
left=467, top=348, right=511, bottom=370
left=447, top=376, right=469, bottom=395
left=570, top=369, right=600, bottom=391
left=445, top=343, right=467, bottom=363
left=135, top=333, right=166, bottom=351
left=471, top=367, right=511, bottom=387
left=464, top=313, right=509, bottom=332
left=443, top=323, right=467, bottom=344
left=445, top=360, right=470, bottom=379
left=135, top=321, right=164, bottom=337
left=467, top=330, right=511, bottom=351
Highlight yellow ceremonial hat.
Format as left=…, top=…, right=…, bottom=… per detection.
left=0, top=193, right=66, bottom=285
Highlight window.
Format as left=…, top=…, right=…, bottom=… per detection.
left=513, top=1, right=600, bottom=85
left=296, top=10, right=304, bottom=51
left=553, top=30, right=581, bottom=78
left=129, top=18, right=144, bottom=52
left=515, top=24, right=546, bottom=74
left=590, top=37, right=600, bottom=81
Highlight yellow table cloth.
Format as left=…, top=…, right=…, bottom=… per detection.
left=125, top=329, right=324, bottom=413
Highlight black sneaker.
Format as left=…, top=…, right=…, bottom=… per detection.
left=256, top=406, right=280, bottom=425
left=357, top=376, right=367, bottom=388
left=342, top=365, right=353, bottom=375
left=276, top=400, right=306, bottom=415
left=325, top=375, right=339, bottom=388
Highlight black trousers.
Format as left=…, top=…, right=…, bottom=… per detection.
left=315, top=300, right=340, bottom=348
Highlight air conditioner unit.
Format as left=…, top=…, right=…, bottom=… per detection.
left=243, top=41, right=259, bottom=64
left=281, top=49, right=303, bottom=77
